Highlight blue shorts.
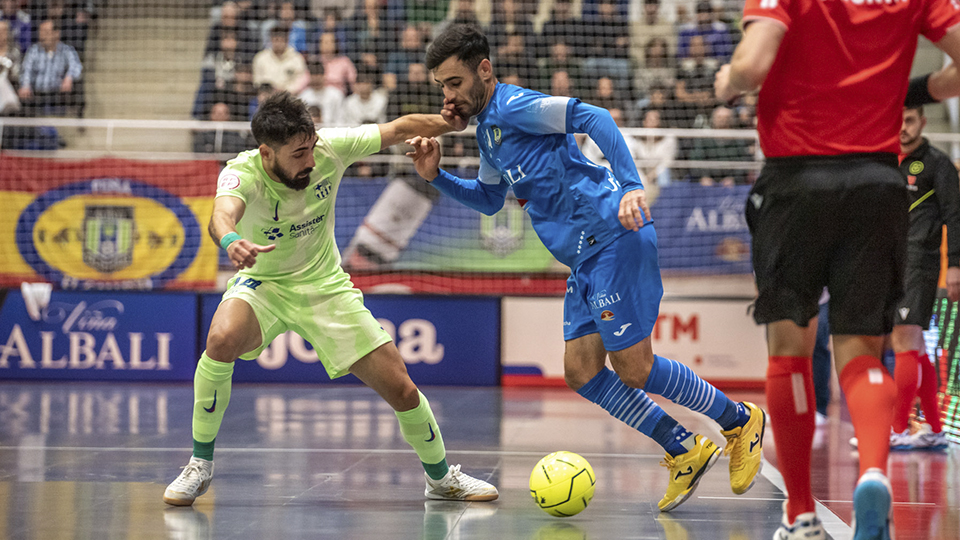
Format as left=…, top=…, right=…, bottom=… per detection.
left=563, top=225, right=664, bottom=351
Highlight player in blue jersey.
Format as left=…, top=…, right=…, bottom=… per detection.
left=407, top=24, right=766, bottom=512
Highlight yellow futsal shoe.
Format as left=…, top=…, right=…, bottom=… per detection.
left=721, top=402, right=766, bottom=495
left=658, top=435, right=721, bottom=512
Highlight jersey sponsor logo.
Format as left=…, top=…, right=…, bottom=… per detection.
left=314, top=179, right=332, bottom=199
left=506, top=92, right=525, bottom=105
left=590, top=290, right=622, bottom=310
left=262, top=226, right=284, bottom=241
left=425, top=423, right=437, bottom=442
left=909, top=161, right=924, bottom=175
left=273, top=201, right=279, bottom=221
left=289, top=214, right=325, bottom=239
left=218, top=174, right=241, bottom=190
left=613, top=323, right=632, bottom=336
left=899, top=307, right=910, bottom=320
left=600, top=310, right=615, bottom=321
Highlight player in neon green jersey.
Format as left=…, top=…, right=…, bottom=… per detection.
left=163, top=91, right=498, bottom=506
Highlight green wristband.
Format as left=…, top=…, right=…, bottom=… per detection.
left=220, top=232, right=241, bottom=251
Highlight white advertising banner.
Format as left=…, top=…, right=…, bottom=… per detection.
left=502, top=296, right=768, bottom=388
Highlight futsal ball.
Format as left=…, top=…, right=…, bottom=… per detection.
left=529, top=451, right=596, bottom=517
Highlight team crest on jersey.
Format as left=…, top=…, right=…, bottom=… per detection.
left=492, top=126, right=502, bottom=145
left=218, top=174, right=240, bottom=190
left=909, top=161, right=924, bottom=175
left=314, top=179, right=332, bottom=199
left=600, top=310, right=615, bottom=321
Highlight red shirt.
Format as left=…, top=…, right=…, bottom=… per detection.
left=744, top=0, right=960, bottom=157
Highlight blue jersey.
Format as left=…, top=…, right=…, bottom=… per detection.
left=431, top=83, right=646, bottom=268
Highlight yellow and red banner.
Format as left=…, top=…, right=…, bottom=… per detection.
left=0, top=156, right=220, bottom=290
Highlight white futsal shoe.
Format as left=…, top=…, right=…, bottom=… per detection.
left=424, top=464, right=499, bottom=501
left=163, top=456, right=214, bottom=506
left=772, top=501, right=825, bottom=540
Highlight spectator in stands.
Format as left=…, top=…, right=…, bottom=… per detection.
left=1, top=0, right=29, bottom=53
left=581, top=0, right=631, bottom=85
left=539, top=0, right=587, bottom=59
left=494, top=33, right=538, bottom=90
left=35, top=0, right=92, bottom=60
left=635, top=108, right=677, bottom=187
left=309, top=0, right=354, bottom=22
left=250, top=82, right=277, bottom=118
left=404, top=0, right=448, bottom=28
left=588, top=76, right=623, bottom=112
left=18, top=19, right=81, bottom=117
left=253, top=25, right=309, bottom=94
left=540, top=41, right=582, bottom=95
left=635, top=37, right=675, bottom=99
left=433, top=0, right=479, bottom=38
left=194, top=31, right=242, bottom=119
left=299, top=59, right=344, bottom=126
left=487, top=0, right=534, bottom=52
left=205, top=1, right=258, bottom=62
left=344, top=66, right=389, bottom=176
left=193, top=101, right=251, bottom=155
left=550, top=69, right=574, bottom=98
left=676, top=1, right=734, bottom=61
left=345, top=0, right=397, bottom=67
left=342, top=65, right=387, bottom=126
left=387, top=62, right=434, bottom=117
left=674, top=35, right=717, bottom=128
left=631, top=0, right=676, bottom=51
left=307, top=104, right=321, bottom=125
left=582, top=0, right=629, bottom=18
left=383, top=24, right=423, bottom=91
left=0, top=19, right=19, bottom=114
left=643, top=81, right=681, bottom=127
left=689, top=105, right=752, bottom=186
left=315, top=30, right=355, bottom=95
left=261, top=1, right=308, bottom=53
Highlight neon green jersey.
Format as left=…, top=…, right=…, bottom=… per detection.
left=215, top=124, right=380, bottom=280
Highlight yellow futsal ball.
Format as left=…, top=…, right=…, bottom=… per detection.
left=529, top=451, right=596, bottom=517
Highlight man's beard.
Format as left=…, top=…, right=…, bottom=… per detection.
left=275, top=165, right=312, bottom=190
left=900, top=132, right=921, bottom=149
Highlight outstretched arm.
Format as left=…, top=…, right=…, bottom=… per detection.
left=406, top=136, right=507, bottom=215
left=379, top=114, right=454, bottom=150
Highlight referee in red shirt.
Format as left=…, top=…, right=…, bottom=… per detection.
left=715, top=0, right=960, bottom=538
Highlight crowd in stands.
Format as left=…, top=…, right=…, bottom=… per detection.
left=0, top=0, right=91, bottom=121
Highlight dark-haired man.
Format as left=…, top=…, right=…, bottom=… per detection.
left=714, top=0, right=960, bottom=535
left=163, top=91, right=498, bottom=506
left=408, top=24, right=765, bottom=513
left=889, top=106, right=960, bottom=451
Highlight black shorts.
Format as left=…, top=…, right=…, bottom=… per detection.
left=895, top=259, right=940, bottom=329
left=746, top=153, right=908, bottom=335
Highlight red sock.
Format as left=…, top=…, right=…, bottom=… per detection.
left=892, top=350, right=920, bottom=433
left=767, top=356, right=815, bottom=522
left=840, top=355, right=896, bottom=476
left=917, top=353, right=942, bottom=432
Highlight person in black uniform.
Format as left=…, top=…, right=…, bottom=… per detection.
left=890, top=105, right=960, bottom=450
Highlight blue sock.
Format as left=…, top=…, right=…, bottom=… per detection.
left=578, top=367, right=692, bottom=456
left=644, top=355, right=748, bottom=431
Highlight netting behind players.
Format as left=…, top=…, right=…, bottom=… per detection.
left=0, top=0, right=954, bottom=294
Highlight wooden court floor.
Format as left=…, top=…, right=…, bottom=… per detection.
left=0, top=381, right=957, bottom=539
